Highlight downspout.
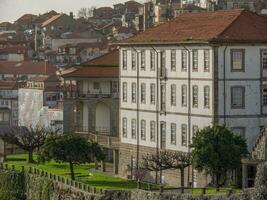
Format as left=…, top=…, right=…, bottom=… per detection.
left=132, top=47, right=140, bottom=171
left=151, top=46, right=160, bottom=184
left=223, top=46, right=228, bottom=124
left=181, top=44, right=191, bottom=187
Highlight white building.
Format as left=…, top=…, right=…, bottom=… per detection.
left=117, top=9, right=267, bottom=187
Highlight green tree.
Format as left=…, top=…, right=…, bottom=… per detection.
left=38, top=133, right=105, bottom=180
left=191, top=125, right=247, bottom=190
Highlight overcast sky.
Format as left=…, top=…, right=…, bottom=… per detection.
left=0, top=0, right=134, bottom=23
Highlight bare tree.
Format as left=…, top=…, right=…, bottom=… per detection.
left=142, top=151, right=192, bottom=187
left=0, top=126, right=53, bottom=163
left=77, top=6, right=96, bottom=19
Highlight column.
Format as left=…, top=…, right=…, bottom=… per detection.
left=242, top=164, right=248, bottom=189
left=113, top=149, right=119, bottom=175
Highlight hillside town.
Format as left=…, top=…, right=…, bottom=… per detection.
left=0, top=0, right=267, bottom=200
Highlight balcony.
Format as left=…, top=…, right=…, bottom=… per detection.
left=64, top=91, right=119, bottom=100
left=75, top=126, right=119, bottom=149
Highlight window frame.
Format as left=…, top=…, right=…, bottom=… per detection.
left=181, top=85, right=187, bottom=107
left=122, top=82, right=127, bottom=102
left=171, top=84, right=176, bottom=106
left=150, top=83, right=155, bottom=105
left=131, top=83, right=136, bottom=103
left=181, top=50, right=187, bottom=72
left=141, top=119, right=146, bottom=141
left=171, top=50, right=176, bottom=71
left=231, top=49, right=245, bottom=72
left=132, top=51, right=136, bottom=70
left=171, top=123, right=176, bottom=145
left=122, top=117, right=127, bottom=138
left=204, top=49, right=210, bottom=72
left=231, top=127, right=246, bottom=138
left=192, top=50, right=198, bottom=71
left=131, top=119, right=136, bottom=139
left=231, top=86, right=245, bottom=109
left=181, top=124, right=187, bottom=147
left=122, top=50, right=127, bottom=70
left=141, top=83, right=146, bottom=104
left=150, top=51, right=155, bottom=71
left=204, top=85, right=210, bottom=109
left=150, top=121, right=156, bottom=142
left=141, top=50, right=146, bottom=71
left=192, top=85, right=198, bottom=108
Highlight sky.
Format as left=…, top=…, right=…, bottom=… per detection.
left=0, top=0, right=133, bottom=23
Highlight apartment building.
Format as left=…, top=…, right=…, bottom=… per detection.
left=62, top=50, right=120, bottom=174
left=117, top=9, right=267, bottom=187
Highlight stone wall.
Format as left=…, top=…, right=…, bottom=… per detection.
left=0, top=162, right=266, bottom=200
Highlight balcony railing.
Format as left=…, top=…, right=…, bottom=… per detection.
left=75, top=126, right=118, bottom=136
left=64, top=91, right=119, bottom=99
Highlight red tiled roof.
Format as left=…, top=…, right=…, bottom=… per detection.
left=62, top=66, right=118, bottom=78
left=62, top=50, right=119, bottom=78
left=0, top=61, right=57, bottom=75
left=83, top=49, right=119, bottom=66
left=121, top=9, right=267, bottom=44
left=15, top=14, right=37, bottom=24
left=27, top=74, right=59, bottom=82
left=41, top=14, right=62, bottom=27
left=0, top=81, right=18, bottom=89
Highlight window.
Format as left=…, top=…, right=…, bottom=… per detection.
left=192, top=85, right=198, bottom=108
left=181, top=50, right=187, bottom=71
left=150, top=51, right=155, bottom=71
left=141, top=83, right=146, bottom=104
left=141, top=120, right=146, bottom=140
left=112, top=81, right=118, bottom=93
left=204, top=50, right=210, bottom=71
left=192, top=50, right=198, bottom=71
left=122, top=117, right=127, bottom=138
left=161, top=84, right=166, bottom=111
left=122, top=82, right=127, bottom=102
left=93, top=82, right=100, bottom=90
left=160, top=51, right=166, bottom=69
left=171, top=50, right=176, bottom=71
left=181, top=124, right=187, bottom=146
left=132, top=83, right=136, bottom=103
left=171, top=84, right=176, bottom=106
left=263, top=88, right=267, bottom=105
left=231, top=86, right=245, bottom=109
left=0, top=112, right=9, bottom=122
left=204, top=86, right=210, bottom=108
left=231, top=49, right=245, bottom=71
left=131, top=119, right=136, bottom=139
left=231, top=127, right=245, bottom=138
left=182, top=85, right=187, bottom=107
left=132, top=51, right=136, bottom=70
left=122, top=50, right=127, bottom=70
left=150, top=121, right=155, bottom=142
left=262, top=51, right=267, bottom=69
left=150, top=83, right=155, bottom=105
left=171, top=123, right=176, bottom=145
left=141, top=50, right=146, bottom=70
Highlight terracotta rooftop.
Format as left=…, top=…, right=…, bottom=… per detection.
left=62, top=50, right=119, bottom=78
left=0, top=61, right=57, bottom=75
left=27, top=74, right=59, bottom=82
left=121, top=9, right=267, bottom=44
left=15, top=14, right=37, bottom=24
left=62, top=66, right=118, bottom=78
left=82, top=49, right=119, bottom=66
left=0, top=81, right=18, bottom=89
left=41, top=14, right=62, bottom=27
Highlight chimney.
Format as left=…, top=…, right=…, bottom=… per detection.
left=70, top=12, right=74, bottom=19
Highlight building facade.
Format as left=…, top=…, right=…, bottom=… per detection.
left=62, top=50, right=120, bottom=174
left=117, top=9, right=267, bottom=187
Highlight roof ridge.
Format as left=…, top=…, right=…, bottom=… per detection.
left=213, top=9, right=245, bottom=40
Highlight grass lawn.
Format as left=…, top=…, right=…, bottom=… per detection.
left=4, top=154, right=242, bottom=194
left=5, top=154, right=138, bottom=190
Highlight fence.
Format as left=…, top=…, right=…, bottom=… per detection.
left=0, top=163, right=103, bottom=195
